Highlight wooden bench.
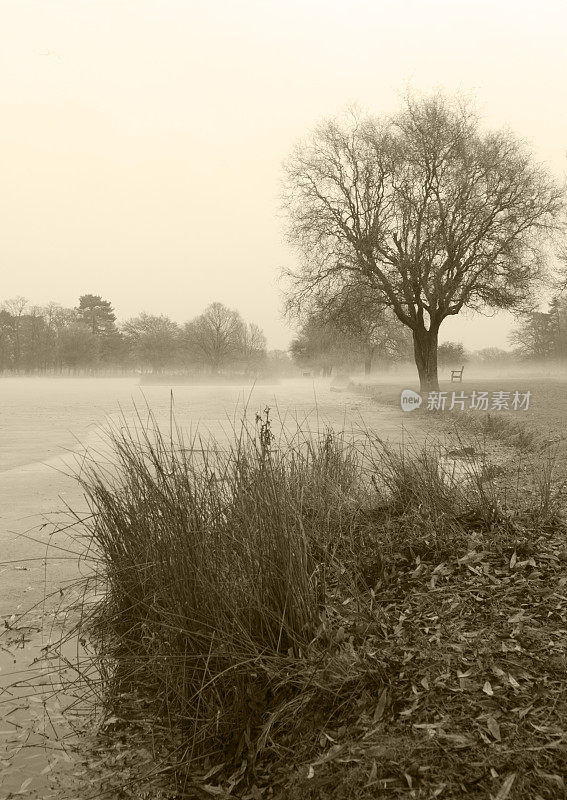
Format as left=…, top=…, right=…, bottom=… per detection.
left=450, top=365, right=464, bottom=383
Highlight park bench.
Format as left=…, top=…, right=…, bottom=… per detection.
left=450, top=365, right=464, bottom=383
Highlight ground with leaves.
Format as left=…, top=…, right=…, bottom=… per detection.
left=76, top=483, right=567, bottom=800
left=275, top=523, right=567, bottom=798
left=4, top=385, right=566, bottom=800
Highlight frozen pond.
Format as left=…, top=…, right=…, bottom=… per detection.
left=0, top=376, right=426, bottom=617
left=0, top=376, right=420, bottom=471
left=0, top=377, right=425, bottom=581
left=0, top=376, right=424, bottom=796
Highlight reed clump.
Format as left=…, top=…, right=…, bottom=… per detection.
left=74, top=410, right=367, bottom=769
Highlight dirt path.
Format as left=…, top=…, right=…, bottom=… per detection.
left=0, top=377, right=427, bottom=797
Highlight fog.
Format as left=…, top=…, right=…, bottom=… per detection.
left=351, top=360, right=567, bottom=383
left=2, top=0, right=567, bottom=349
left=2, top=0, right=566, bottom=793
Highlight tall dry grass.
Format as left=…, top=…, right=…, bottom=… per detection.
left=72, top=408, right=367, bottom=768
left=61, top=405, right=565, bottom=795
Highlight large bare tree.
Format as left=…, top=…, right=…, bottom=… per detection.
left=282, top=94, right=565, bottom=391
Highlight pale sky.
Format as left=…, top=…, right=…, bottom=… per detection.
left=1, top=0, right=566, bottom=350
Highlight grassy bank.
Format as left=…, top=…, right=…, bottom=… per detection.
left=63, top=408, right=567, bottom=799
left=348, top=377, right=567, bottom=455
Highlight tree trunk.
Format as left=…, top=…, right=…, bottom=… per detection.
left=364, top=354, right=372, bottom=375
left=412, top=326, right=439, bottom=393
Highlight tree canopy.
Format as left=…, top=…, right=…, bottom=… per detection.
left=510, top=296, right=567, bottom=361
left=283, top=93, right=565, bottom=390
left=77, top=295, right=117, bottom=336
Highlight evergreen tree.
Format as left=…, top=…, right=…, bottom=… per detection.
left=77, top=295, right=117, bottom=336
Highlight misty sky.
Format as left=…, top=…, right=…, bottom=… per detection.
left=1, top=0, right=566, bottom=350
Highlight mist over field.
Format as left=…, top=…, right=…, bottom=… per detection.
left=2, top=0, right=567, bottom=797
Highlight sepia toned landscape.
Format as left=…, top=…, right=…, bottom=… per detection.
left=2, top=2, right=567, bottom=799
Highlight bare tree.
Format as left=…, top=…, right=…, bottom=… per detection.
left=241, top=322, right=267, bottom=373
left=305, top=280, right=411, bottom=374
left=184, top=302, right=246, bottom=373
left=475, top=347, right=512, bottom=365
left=58, top=323, right=99, bottom=372
left=282, top=93, right=565, bottom=391
left=122, top=313, right=180, bottom=373
left=2, top=296, right=29, bottom=316
left=437, top=341, right=468, bottom=367
left=289, top=316, right=345, bottom=377
left=1, top=296, right=28, bottom=370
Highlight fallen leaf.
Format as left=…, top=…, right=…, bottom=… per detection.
left=18, top=777, right=33, bottom=794
left=365, top=745, right=394, bottom=758
left=372, top=687, right=388, bottom=722
left=311, top=743, right=348, bottom=767
left=203, top=762, right=226, bottom=781
left=366, top=760, right=377, bottom=785
left=487, top=717, right=501, bottom=741
left=483, top=681, right=494, bottom=696
left=494, top=772, right=516, bottom=800
left=199, top=785, right=227, bottom=797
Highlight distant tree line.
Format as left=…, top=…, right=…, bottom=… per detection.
left=437, top=343, right=515, bottom=368
left=0, top=295, right=284, bottom=376
left=288, top=316, right=511, bottom=377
